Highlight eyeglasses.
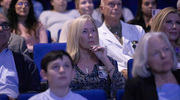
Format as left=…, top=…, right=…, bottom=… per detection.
left=17, top=2, right=29, bottom=7
left=0, top=22, right=10, bottom=31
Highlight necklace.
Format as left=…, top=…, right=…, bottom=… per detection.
left=86, top=68, right=89, bottom=74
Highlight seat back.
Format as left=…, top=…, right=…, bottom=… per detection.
left=127, top=59, right=134, bottom=78
left=57, top=29, right=61, bottom=42
left=33, top=43, right=66, bottom=73
left=0, top=94, right=9, bottom=100
left=17, top=93, right=36, bottom=100
left=74, top=89, right=107, bottom=100
left=46, top=30, right=51, bottom=43
left=116, top=89, right=125, bottom=100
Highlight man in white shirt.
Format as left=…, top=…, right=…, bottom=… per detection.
left=98, top=0, right=145, bottom=78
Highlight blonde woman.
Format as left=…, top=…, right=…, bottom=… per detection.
left=67, top=15, right=126, bottom=99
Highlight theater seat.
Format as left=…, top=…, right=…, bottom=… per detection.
left=33, top=43, right=66, bottom=73
left=74, top=89, right=107, bottom=100
left=17, top=93, right=36, bottom=100
left=116, top=89, right=125, bottom=100
left=127, top=59, right=134, bottom=79
left=0, top=94, right=9, bottom=100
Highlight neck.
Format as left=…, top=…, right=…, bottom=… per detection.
left=53, top=7, right=66, bottom=13
left=79, top=49, right=96, bottom=61
left=154, top=71, right=177, bottom=87
left=170, top=41, right=176, bottom=47
left=105, top=18, right=120, bottom=27
left=143, top=14, right=151, bottom=27
left=50, top=86, right=70, bottom=98
left=17, top=16, right=27, bottom=23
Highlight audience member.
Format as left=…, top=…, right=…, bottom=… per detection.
left=7, top=0, right=48, bottom=58
left=67, top=15, right=126, bottom=99
left=151, top=7, right=180, bottom=67
left=128, top=0, right=157, bottom=32
left=0, top=13, right=40, bottom=99
left=29, top=50, right=87, bottom=100
left=98, top=0, right=145, bottom=78
left=59, top=0, right=102, bottom=43
left=39, top=0, right=79, bottom=42
left=123, top=32, right=180, bottom=100
left=0, top=0, right=11, bottom=15
left=32, top=0, right=43, bottom=18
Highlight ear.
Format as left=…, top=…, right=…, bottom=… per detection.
left=99, top=5, right=104, bottom=13
left=40, top=70, right=48, bottom=81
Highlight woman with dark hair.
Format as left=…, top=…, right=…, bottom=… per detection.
left=7, top=0, right=48, bottom=58
left=128, top=0, right=157, bottom=32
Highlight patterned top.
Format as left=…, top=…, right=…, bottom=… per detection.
left=70, top=57, right=126, bottom=99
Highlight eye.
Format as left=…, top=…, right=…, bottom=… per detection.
left=82, top=29, right=88, bottom=34
left=164, top=47, right=170, bottom=52
left=176, top=21, right=180, bottom=25
left=18, top=2, right=23, bottom=6
left=64, top=64, right=71, bottom=68
left=152, top=51, right=158, bottom=56
left=144, top=2, right=150, bottom=6
left=52, top=65, right=59, bottom=69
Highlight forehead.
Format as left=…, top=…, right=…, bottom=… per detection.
left=17, top=0, right=28, bottom=2
left=84, top=19, right=95, bottom=27
left=104, top=0, right=121, bottom=4
left=142, top=0, right=156, bottom=3
left=148, top=36, right=167, bottom=49
left=165, top=13, right=180, bottom=19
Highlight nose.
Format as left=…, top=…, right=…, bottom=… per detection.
left=88, top=32, right=93, bottom=37
left=59, top=66, right=65, bottom=73
left=172, top=23, right=176, bottom=29
left=0, top=26, right=3, bottom=32
left=160, top=51, right=166, bottom=59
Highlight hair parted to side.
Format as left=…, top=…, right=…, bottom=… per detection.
left=41, top=50, right=74, bottom=72
left=66, top=14, right=98, bottom=64
left=151, top=7, right=180, bottom=32
left=132, top=32, right=178, bottom=78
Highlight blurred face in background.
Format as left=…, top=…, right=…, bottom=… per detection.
left=0, top=0, right=11, bottom=9
left=77, top=0, right=94, bottom=15
left=100, top=0, right=122, bottom=20
left=162, top=13, right=180, bottom=42
left=15, top=0, right=30, bottom=17
left=51, top=0, right=67, bottom=12
left=141, top=0, right=157, bottom=17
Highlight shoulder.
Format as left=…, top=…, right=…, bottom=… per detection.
left=28, top=92, right=46, bottom=100
left=71, top=92, right=87, bottom=100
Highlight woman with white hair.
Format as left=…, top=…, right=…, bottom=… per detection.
left=123, top=32, right=180, bottom=100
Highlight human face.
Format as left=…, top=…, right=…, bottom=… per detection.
left=15, top=0, right=30, bottom=17
left=141, top=0, right=156, bottom=17
left=51, top=0, right=67, bottom=12
left=79, top=20, right=98, bottom=49
left=100, top=0, right=122, bottom=20
left=77, top=0, right=94, bottom=15
left=0, top=0, right=11, bottom=9
left=162, top=13, right=180, bottom=42
left=0, top=15, right=10, bottom=50
left=147, top=36, right=173, bottom=75
left=42, top=56, right=74, bottom=88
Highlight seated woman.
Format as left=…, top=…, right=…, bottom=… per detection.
left=128, top=0, right=157, bottom=32
left=39, top=0, right=79, bottom=42
left=151, top=7, right=180, bottom=68
left=7, top=0, right=48, bottom=58
left=59, top=0, right=102, bottom=43
left=66, top=15, right=126, bottom=99
left=123, top=32, right=180, bottom=100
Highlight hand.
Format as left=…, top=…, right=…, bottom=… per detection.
left=90, top=45, right=107, bottom=60
left=121, top=69, right=127, bottom=79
